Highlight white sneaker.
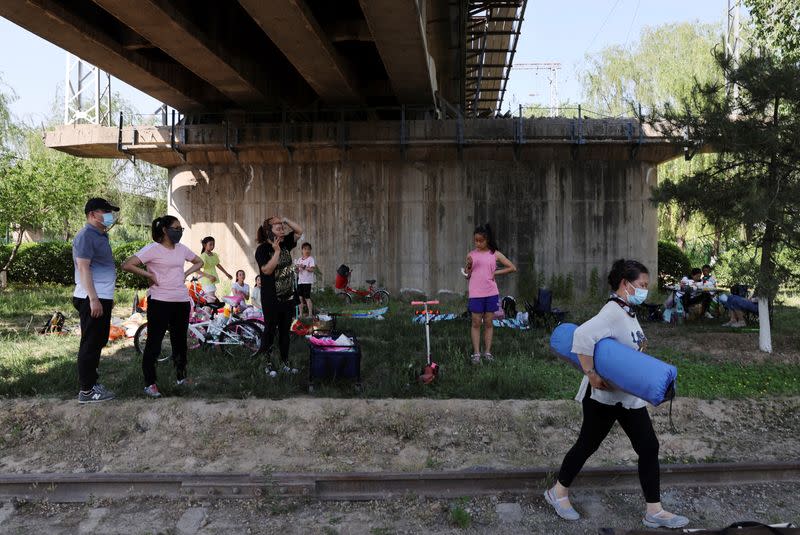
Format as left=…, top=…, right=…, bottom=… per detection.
left=281, top=365, right=299, bottom=375
left=265, top=367, right=278, bottom=378
left=704, top=311, right=714, bottom=319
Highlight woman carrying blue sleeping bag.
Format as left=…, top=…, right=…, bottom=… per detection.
left=544, top=259, right=690, bottom=529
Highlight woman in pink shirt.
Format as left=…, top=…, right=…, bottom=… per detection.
left=464, top=223, right=517, bottom=364
left=122, top=216, right=204, bottom=398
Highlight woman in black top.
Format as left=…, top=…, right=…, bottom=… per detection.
left=254, top=215, right=304, bottom=377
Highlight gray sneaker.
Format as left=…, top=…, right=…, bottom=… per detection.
left=78, top=385, right=116, bottom=404
left=544, top=488, right=580, bottom=521
left=143, top=384, right=162, bottom=398
left=643, top=510, right=689, bottom=529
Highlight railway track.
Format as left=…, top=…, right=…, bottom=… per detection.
left=0, top=462, right=797, bottom=503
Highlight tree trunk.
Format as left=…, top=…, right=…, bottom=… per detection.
left=758, top=297, right=772, bottom=353
left=754, top=95, right=782, bottom=352
left=0, top=226, right=24, bottom=289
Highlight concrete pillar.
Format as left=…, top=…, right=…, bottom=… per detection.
left=168, top=159, right=658, bottom=297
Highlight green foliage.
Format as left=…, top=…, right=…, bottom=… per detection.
left=0, top=242, right=73, bottom=285
left=650, top=51, right=800, bottom=299
left=0, top=240, right=150, bottom=288
left=449, top=501, right=472, bottom=529
left=746, top=0, right=800, bottom=62
left=658, top=241, right=692, bottom=289
left=581, top=22, right=723, bottom=116
left=112, top=240, right=150, bottom=289
left=587, top=267, right=602, bottom=300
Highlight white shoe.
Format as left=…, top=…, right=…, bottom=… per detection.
left=281, top=365, right=299, bottom=375
left=265, top=367, right=277, bottom=378
left=704, top=311, right=714, bottom=319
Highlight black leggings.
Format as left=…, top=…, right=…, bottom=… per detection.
left=142, top=298, right=191, bottom=386
left=263, top=299, right=294, bottom=363
left=557, top=388, right=661, bottom=503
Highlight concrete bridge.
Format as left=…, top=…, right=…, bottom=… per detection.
left=2, top=1, right=681, bottom=296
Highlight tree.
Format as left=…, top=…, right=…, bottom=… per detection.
left=746, top=0, right=800, bottom=62
left=580, top=22, right=729, bottom=259
left=581, top=22, right=724, bottom=117
left=649, top=51, right=800, bottom=304
left=0, top=133, right=107, bottom=287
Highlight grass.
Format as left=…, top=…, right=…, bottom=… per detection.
left=0, top=284, right=799, bottom=400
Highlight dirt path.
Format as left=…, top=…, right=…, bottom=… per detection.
left=1, top=396, right=798, bottom=474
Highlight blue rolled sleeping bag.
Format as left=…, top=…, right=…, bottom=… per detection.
left=549, top=323, right=677, bottom=406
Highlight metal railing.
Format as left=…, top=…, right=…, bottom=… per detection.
left=114, top=103, right=654, bottom=158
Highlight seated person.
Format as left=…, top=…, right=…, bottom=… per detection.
left=250, top=275, right=262, bottom=310
left=681, top=268, right=712, bottom=317
left=719, top=293, right=759, bottom=328
left=701, top=264, right=717, bottom=288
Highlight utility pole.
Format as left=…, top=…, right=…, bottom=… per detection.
left=64, top=53, right=112, bottom=125
left=515, top=62, right=561, bottom=117
left=724, top=0, right=741, bottom=100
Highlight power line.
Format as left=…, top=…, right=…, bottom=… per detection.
left=586, top=0, right=623, bottom=54
left=623, top=0, right=641, bottom=50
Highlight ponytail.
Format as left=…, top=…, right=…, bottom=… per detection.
left=201, top=236, right=214, bottom=253
left=151, top=215, right=178, bottom=243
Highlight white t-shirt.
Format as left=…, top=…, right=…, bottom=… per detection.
left=295, top=256, right=316, bottom=285
left=232, top=282, right=250, bottom=299
left=571, top=301, right=648, bottom=409
left=250, top=287, right=262, bottom=309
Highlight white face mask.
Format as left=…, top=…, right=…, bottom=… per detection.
left=626, top=281, right=648, bottom=305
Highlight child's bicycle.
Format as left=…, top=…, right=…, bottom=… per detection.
left=133, top=278, right=262, bottom=361
left=334, top=266, right=390, bottom=306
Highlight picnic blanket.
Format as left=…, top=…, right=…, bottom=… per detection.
left=492, top=318, right=529, bottom=330
left=412, top=313, right=459, bottom=323
left=334, top=306, right=388, bottom=319
left=410, top=314, right=529, bottom=330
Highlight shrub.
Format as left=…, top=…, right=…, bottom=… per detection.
left=657, top=240, right=691, bottom=289
left=0, top=239, right=151, bottom=288
left=0, top=242, right=74, bottom=285
left=112, top=240, right=150, bottom=289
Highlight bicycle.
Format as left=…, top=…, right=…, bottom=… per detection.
left=133, top=278, right=263, bottom=361
left=336, top=278, right=390, bottom=306
left=134, top=313, right=262, bottom=360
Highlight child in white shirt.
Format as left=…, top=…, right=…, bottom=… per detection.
left=294, top=242, right=316, bottom=317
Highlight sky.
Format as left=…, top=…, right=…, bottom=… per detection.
left=0, top=0, right=733, bottom=123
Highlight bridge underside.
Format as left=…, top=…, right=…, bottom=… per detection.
left=47, top=118, right=680, bottom=295
left=0, top=0, right=526, bottom=116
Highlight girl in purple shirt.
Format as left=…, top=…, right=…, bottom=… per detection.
left=463, top=223, right=517, bottom=364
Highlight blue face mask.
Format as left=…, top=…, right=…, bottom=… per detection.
left=626, top=282, right=648, bottom=305
left=101, top=212, right=116, bottom=228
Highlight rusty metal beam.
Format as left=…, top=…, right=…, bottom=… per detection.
left=238, top=0, right=361, bottom=104
left=0, top=462, right=797, bottom=502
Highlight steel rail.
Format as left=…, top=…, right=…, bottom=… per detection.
left=0, top=462, right=797, bottom=503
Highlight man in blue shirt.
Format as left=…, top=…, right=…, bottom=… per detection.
left=73, top=197, right=119, bottom=403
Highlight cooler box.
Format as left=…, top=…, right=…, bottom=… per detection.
left=308, top=333, right=361, bottom=383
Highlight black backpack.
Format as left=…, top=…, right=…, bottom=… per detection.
left=39, top=311, right=66, bottom=334
left=336, top=264, right=351, bottom=277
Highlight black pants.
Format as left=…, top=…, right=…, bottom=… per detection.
left=73, top=297, right=114, bottom=391
left=263, top=299, right=294, bottom=364
left=557, top=388, right=661, bottom=503
left=142, top=298, right=190, bottom=386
